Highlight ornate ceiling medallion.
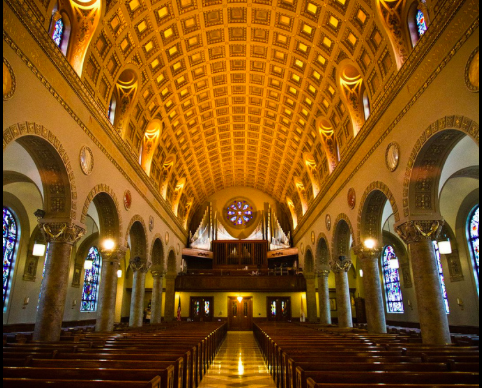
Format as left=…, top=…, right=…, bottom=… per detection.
left=348, top=188, right=357, bottom=210
left=123, top=190, right=132, bottom=210
left=386, top=142, right=401, bottom=172
left=3, top=58, right=16, bottom=101
left=79, top=146, right=94, bottom=175
left=465, top=47, right=479, bottom=92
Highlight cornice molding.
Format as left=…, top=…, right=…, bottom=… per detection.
left=3, top=1, right=189, bottom=243
left=293, top=0, right=479, bottom=244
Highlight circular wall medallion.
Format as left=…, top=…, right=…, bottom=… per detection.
left=385, top=142, right=401, bottom=172
left=348, top=188, right=356, bottom=210
left=149, top=216, right=154, bottom=232
left=311, top=231, right=315, bottom=244
left=79, top=146, right=94, bottom=175
left=465, top=47, right=479, bottom=93
left=224, top=198, right=256, bottom=229
left=123, top=190, right=132, bottom=210
left=325, top=214, right=332, bottom=231
left=300, top=243, right=305, bottom=255
left=165, top=231, right=170, bottom=245
left=3, top=58, right=16, bottom=101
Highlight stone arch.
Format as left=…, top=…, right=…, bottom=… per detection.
left=357, top=181, right=400, bottom=246
left=125, top=215, right=149, bottom=263
left=166, top=248, right=177, bottom=275
left=304, top=246, right=315, bottom=273
left=81, top=184, right=123, bottom=246
left=332, top=213, right=355, bottom=260
left=316, top=233, right=331, bottom=270
left=150, top=234, right=165, bottom=270
left=402, top=116, right=479, bottom=219
left=3, top=122, right=77, bottom=221
left=111, top=66, right=140, bottom=139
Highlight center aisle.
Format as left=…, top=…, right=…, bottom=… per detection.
left=198, top=331, right=277, bottom=388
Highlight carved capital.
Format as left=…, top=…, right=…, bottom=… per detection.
left=330, top=257, right=353, bottom=273
left=318, top=269, right=331, bottom=278
left=39, top=221, right=85, bottom=245
left=129, top=256, right=150, bottom=273
left=150, top=264, right=165, bottom=278
left=395, top=220, right=444, bottom=245
left=101, top=246, right=126, bottom=265
left=353, top=245, right=383, bottom=261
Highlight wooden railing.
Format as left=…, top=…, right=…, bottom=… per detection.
left=212, top=240, right=268, bottom=269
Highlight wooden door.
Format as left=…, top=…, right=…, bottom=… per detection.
left=228, top=297, right=253, bottom=331
left=267, top=297, right=292, bottom=322
left=190, top=297, right=214, bottom=322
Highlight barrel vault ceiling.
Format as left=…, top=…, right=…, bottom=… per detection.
left=78, top=0, right=396, bottom=215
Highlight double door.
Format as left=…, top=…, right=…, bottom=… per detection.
left=228, top=297, right=253, bottom=331
left=190, top=297, right=213, bottom=322
left=267, top=297, right=292, bottom=322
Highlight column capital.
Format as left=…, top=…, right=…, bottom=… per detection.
left=129, top=256, right=150, bottom=273
left=101, top=246, right=127, bottom=264
left=330, top=257, right=353, bottom=273
left=150, top=265, right=165, bottom=278
left=317, top=269, right=331, bottom=278
left=353, top=245, right=383, bottom=261
left=39, top=221, right=85, bottom=245
left=395, top=219, right=444, bottom=245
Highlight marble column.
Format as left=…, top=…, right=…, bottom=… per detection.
left=318, top=270, right=332, bottom=325
left=34, top=222, right=85, bottom=342
left=129, top=257, right=149, bottom=327
left=96, top=246, right=126, bottom=332
left=331, top=257, right=353, bottom=328
left=150, top=265, right=165, bottom=324
left=396, top=220, right=451, bottom=345
left=305, top=273, right=318, bottom=322
left=355, top=245, right=387, bottom=334
left=163, top=274, right=177, bottom=322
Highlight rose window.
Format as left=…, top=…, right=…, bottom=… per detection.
left=226, top=200, right=254, bottom=227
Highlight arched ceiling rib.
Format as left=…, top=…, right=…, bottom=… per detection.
left=82, top=0, right=396, bottom=209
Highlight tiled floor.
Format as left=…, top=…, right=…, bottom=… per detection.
left=198, top=331, right=277, bottom=388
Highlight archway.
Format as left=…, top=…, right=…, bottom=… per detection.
left=164, top=249, right=178, bottom=322
left=316, top=235, right=332, bottom=325
left=150, top=238, right=165, bottom=324
left=304, top=247, right=317, bottom=322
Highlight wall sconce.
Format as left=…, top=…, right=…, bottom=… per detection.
left=32, top=243, right=46, bottom=257
left=84, top=259, right=93, bottom=270
left=457, top=298, right=464, bottom=310
left=117, top=269, right=123, bottom=278
left=23, top=297, right=29, bottom=309
left=438, top=239, right=453, bottom=255
left=102, top=238, right=116, bottom=252
left=364, top=238, right=377, bottom=250
left=389, top=257, right=400, bottom=270
left=359, top=269, right=364, bottom=278
left=237, top=296, right=243, bottom=303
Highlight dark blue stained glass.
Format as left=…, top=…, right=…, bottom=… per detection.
left=382, top=246, right=404, bottom=313
left=433, top=242, right=450, bottom=314
left=468, top=206, right=479, bottom=279
left=3, top=207, right=18, bottom=308
left=81, top=247, right=102, bottom=312
left=53, top=18, right=64, bottom=47
left=416, top=10, right=428, bottom=38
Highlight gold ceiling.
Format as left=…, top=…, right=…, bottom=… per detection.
left=80, top=0, right=396, bottom=217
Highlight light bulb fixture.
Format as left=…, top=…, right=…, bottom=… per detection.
left=84, top=260, right=93, bottom=270
left=102, top=238, right=116, bottom=252
left=364, top=238, right=377, bottom=250
left=438, top=240, right=452, bottom=255
left=117, top=269, right=123, bottom=278
left=389, top=257, right=400, bottom=270
left=237, top=296, right=243, bottom=303
left=32, top=243, right=46, bottom=257
left=359, top=269, right=364, bottom=278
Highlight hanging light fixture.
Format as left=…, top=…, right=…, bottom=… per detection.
left=364, top=238, right=377, bottom=250
left=237, top=296, right=243, bottom=303
left=438, top=239, right=453, bottom=255
left=117, top=269, right=123, bottom=278
left=84, top=259, right=93, bottom=270
left=389, top=256, right=400, bottom=270
left=32, top=243, right=46, bottom=257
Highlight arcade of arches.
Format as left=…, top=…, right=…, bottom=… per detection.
left=3, top=0, right=479, bottom=352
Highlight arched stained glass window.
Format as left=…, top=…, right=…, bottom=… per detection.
left=433, top=242, right=450, bottom=313
left=81, top=247, right=102, bottom=312
left=3, top=207, right=18, bottom=309
left=52, top=18, right=64, bottom=47
left=416, top=10, right=428, bottom=38
left=382, top=246, right=404, bottom=313
left=468, top=205, right=479, bottom=280
left=226, top=200, right=254, bottom=227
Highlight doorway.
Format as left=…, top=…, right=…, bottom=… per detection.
left=228, top=297, right=253, bottom=331
left=267, top=297, right=292, bottom=322
left=190, top=297, right=214, bottom=322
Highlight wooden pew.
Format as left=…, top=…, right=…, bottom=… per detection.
left=3, top=376, right=161, bottom=388
left=306, top=381, right=479, bottom=388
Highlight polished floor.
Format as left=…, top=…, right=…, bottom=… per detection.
left=198, top=331, right=277, bottom=388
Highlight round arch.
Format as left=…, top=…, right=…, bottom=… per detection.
left=3, top=122, right=77, bottom=221
left=304, top=246, right=315, bottom=273
left=150, top=235, right=165, bottom=269
left=332, top=213, right=355, bottom=260
left=316, top=233, right=331, bottom=270
left=357, top=181, right=400, bottom=246
left=402, top=116, right=479, bottom=219
left=125, top=215, right=148, bottom=263
left=166, top=248, right=177, bottom=275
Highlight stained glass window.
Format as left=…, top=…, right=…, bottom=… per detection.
left=80, top=247, right=102, bottom=312
left=270, top=300, right=277, bottom=317
left=3, top=207, right=18, bottom=309
left=204, top=301, right=210, bottom=316
left=433, top=242, right=450, bottom=314
left=468, top=206, right=479, bottom=280
left=416, top=10, right=428, bottom=38
left=382, top=246, right=404, bottom=313
left=194, top=300, right=200, bottom=317
left=226, top=200, right=254, bottom=227
left=52, top=18, right=64, bottom=47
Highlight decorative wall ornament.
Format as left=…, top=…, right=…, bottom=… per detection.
left=326, top=214, right=332, bottom=231
left=165, top=231, right=170, bottom=245
left=176, top=243, right=181, bottom=255
left=347, top=188, right=357, bottom=209
left=3, top=57, right=16, bottom=101
left=123, top=190, right=132, bottom=210
left=465, top=47, right=479, bottom=93
left=79, top=146, right=94, bottom=175
left=300, top=243, right=305, bottom=255
left=385, top=142, right=401, bottom=172
left=149, top=216, right=154, bottom=232
left=311, top=231, right=315, bottom=244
